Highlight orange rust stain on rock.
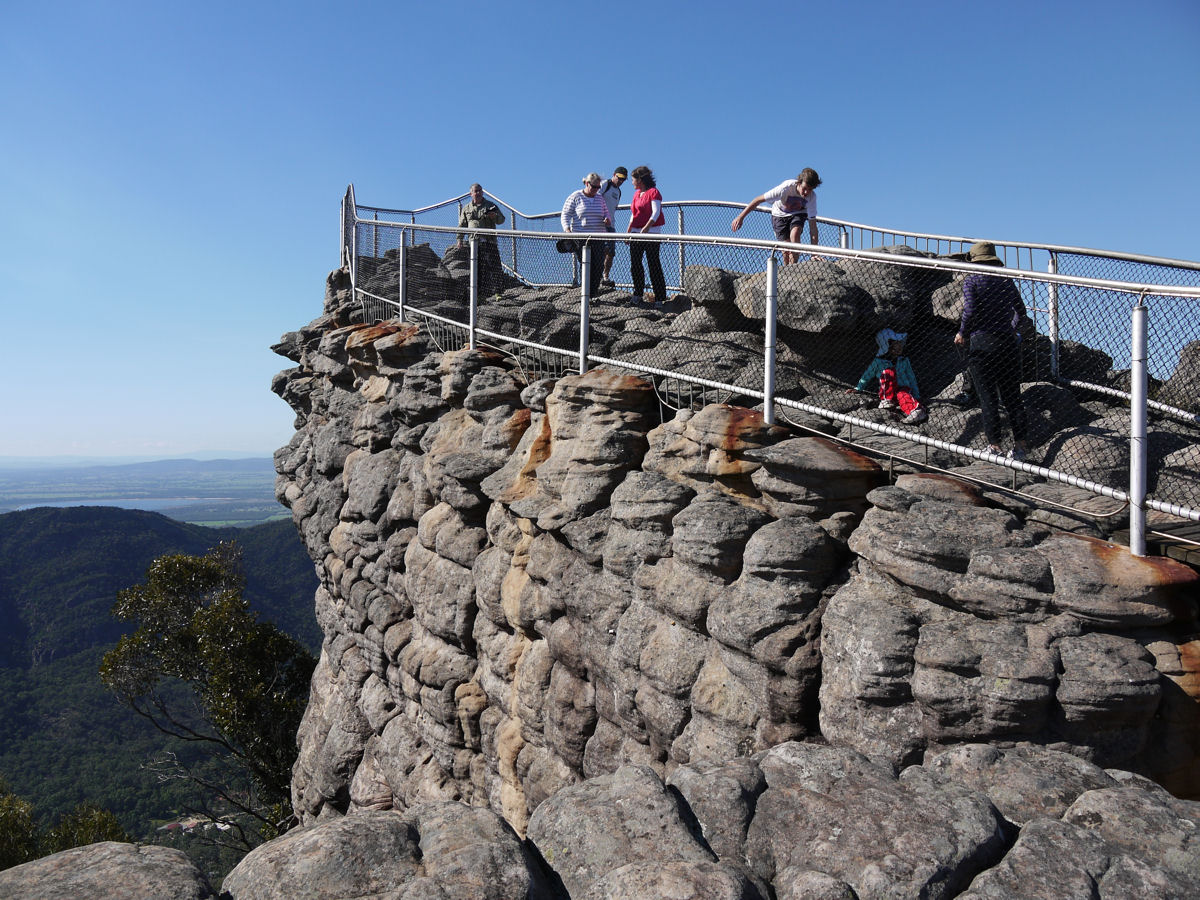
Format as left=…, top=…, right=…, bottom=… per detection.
left=575, top=369, right=655, bottom=391
left=804, top=436, right=882, bottom=472
left=500, top=408, right=533, bottom=451
left=899, top=473, right=987, bottom=504
left=497, top=413, right=553, bottom=504
left=344, top=322, right=410, bottom=350
left=719, top=406, right=767, bottom=446
left=1089, top=538, right=1200, bottom=587
left=1178, top=639, right=1200, bottom=699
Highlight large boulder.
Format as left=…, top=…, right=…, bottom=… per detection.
left=223, top=805, right=542, bottom=900
left=1157, top=338, right=1200, bottom=413
left=734, top=259, right=873, bottom=333
left=0, top=842, right=215, bottom=900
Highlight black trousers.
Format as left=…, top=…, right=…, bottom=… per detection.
left=630, top=238, right=666, bottom=300
left=575, top=240, right=604, bottom=297
left=967, top=331, right=1028, bottom=446
left=478, top=239, right=504, bottom=296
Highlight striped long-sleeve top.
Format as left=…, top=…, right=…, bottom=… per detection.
left=561, top=190, right=610, bottom=234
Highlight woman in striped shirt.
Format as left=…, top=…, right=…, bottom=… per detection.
left=561, top=173, right=612, bottom=297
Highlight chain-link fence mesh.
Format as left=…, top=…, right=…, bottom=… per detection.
left=345, top=192, right=1200, bottom=525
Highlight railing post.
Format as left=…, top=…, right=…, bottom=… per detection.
left=677, top=208, right=686, bottom=291
left=397, top=236, right=407, bottom=321
left=373, top=211, right=379, bottom=259
left=1047, top=253, right=1060, bottom=380
left=510, top=211, right=518, bottom=279
left=1129, top=294, right=1148, bottom=557
left=580, top=242, right=592, bottom=373
left=839, top=227, right=849, bottom=250
left=469, top=234, right=478, bottom=350
left=763, top=253, right=778, bottom=425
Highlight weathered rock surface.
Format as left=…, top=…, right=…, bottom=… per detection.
left=223, top=805, right=542, bottom=900
left=251, top=263, right=1200, bottom=898
left=0, top=842, right=216, bottom=900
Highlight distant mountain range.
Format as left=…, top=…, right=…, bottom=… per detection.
left=0, top=505, right=319, bottom=834
left=0, top=457, right=284, bottom=526
left=0, top=452, right=272, bottom=468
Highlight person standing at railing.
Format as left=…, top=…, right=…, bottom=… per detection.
left=599, top=166, right=627, bottom=288
left=458, top=184, right=507, bottom=296
left=626, top=166, right=667, bottom=305
left=954, top=241, right=1030, bottom=461
left=730, top=168, right=822, bottom=265
left=561, top=173, right=613, bottom=297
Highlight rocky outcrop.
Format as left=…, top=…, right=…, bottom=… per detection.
left=0, top=842, right=216, bottom=900
left=223, top=804, right=545, bottom=900
left=246, top=263, right=1200, bottom=897
left=223, top=743, right=1200, bottom=900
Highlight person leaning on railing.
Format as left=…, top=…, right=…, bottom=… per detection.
left=954, top=241, right=1030, bottom=461
left=561, top=173, right=613, bottom=297
left=458, top=183, right=506, bottom=295
left=731, top=168, right=822, bottom=265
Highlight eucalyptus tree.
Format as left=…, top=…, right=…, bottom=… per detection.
left=100, top=542, right=315, bottom=849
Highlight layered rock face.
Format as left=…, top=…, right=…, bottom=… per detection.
left=254, top=268, right=1200, bottom=898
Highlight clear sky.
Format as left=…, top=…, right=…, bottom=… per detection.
left=2, top=0, right=1197, bottom=460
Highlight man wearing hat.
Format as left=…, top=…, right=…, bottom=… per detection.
left=598, top=167, right=627, bottom=288
left=458, top=183, right=507, bottom=295
left=954, top=241, right=1030, bottom=460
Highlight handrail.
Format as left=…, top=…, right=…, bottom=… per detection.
left=351, top=215, right=1200, bottom=300
left=352, top=188, right=1200, bottom=275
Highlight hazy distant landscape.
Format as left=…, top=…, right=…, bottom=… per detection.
left=0, top=505, right=317, bottom=875
left=0, top=457, right=285, bottom=527
left=0, top=459, right=316, bottom=880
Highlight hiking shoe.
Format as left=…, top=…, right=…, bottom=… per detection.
left=952, top=392, right=975, bottom=407
left=878, top=399, right=898, bottom=409
left=601, top=278, right=615, bottom=288
left=1007, top=447, right=1027, bottom=462
left=902, top=407, right=928, bottom=424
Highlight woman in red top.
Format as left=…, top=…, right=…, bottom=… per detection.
left=626, top=165, right=667, bottom=304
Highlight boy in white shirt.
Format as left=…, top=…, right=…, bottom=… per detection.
left=731, top=168, right=822, bottom=265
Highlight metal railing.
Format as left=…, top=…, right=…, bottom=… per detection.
left=340, top=186, right=1200, bottom=556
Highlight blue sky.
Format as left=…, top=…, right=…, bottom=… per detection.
left=1, top=0, right=1197, bottom=460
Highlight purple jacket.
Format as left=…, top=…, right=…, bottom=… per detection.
left=960, top=272, right=1027, bottom=338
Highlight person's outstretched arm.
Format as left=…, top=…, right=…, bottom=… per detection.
left=731, top=194, right=767, bottom=232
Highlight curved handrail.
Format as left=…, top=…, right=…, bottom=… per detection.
left=350, top=186, right=1200, bottom=274
left=348, top=214, right=1200, bottom=299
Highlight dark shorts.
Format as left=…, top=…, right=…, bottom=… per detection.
left=772, top=213, right=808, bottom=241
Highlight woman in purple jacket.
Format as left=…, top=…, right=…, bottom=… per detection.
left=954, top=242, right=1030, bottom=461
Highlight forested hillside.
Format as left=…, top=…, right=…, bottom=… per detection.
left=0, top=507, right=318, bottom=835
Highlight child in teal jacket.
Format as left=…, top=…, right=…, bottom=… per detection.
left=853, top=329, right=927, bottom=424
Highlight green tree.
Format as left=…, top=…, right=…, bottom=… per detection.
left=0, top=781, right=129, bottom=871
left=0, top=781, right=39, bottom=870
left=99, top=543, right=315, bottom=850
left=41, top=804, right=129, bottom=856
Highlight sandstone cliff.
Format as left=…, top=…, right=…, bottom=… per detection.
left=254, top=267, right=1199, bottom=897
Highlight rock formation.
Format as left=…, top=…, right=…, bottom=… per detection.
left=0, top=842, right=217, bottom=899
left=217, top=257, right=1200, bottom=898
